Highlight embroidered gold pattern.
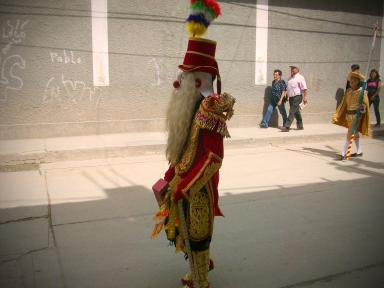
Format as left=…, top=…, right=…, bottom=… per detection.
left=157, top=177, right=182, bottom=241
left=169, top=174, right=181, bottom=195
left=206, top=179, right=216, bottom=219
left=188, top=190, right=211, bottom=241
left=196, top=92, right=236, bottom=138
left=189, top=161, right=221, bottom=196
left=195, top=106, right=230, bottom=138
left=192, top=249, right=210, bottom=288
left=176, top=123, right=200, bottom=175
left=165, top=199, right=178, bottom=240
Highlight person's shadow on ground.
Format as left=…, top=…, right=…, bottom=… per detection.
left=301, top=146, right=384, bottom=173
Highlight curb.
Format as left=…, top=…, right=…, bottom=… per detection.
left=0, top=128, right=382, bottom=166
left=1, top=134, right=381, bottom=167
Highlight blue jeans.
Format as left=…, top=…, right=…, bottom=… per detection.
left=261, top=102, right=287, bottom=127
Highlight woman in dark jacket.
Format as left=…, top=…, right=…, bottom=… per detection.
left=367, top=69, right=381, bottom=127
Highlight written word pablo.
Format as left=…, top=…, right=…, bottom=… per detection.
left=50, top=50, right=82, bottom=64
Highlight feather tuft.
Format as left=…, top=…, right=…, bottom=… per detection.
left=204, top=0, right=221, bottom=16
left=185, top=0, right=221, bottom=37
left=186, top=22, right=207, bottom=37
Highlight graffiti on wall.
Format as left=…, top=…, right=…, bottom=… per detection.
left=50, top=50, right=82, bottom=64
left=43, top=47, right=103, bottom=107
left=43, top=74, right=102, bottom=107
left=148, top=57, right=175, bottom=86
left=149, top=57, right=165, bottom=86
left=0, top=19, right=28, bottom=102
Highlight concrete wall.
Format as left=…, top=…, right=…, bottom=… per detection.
left=0, top=0, right=383, bottom=139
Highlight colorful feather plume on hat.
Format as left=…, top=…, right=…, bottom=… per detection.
left=186, top=0, right=221, bottom=37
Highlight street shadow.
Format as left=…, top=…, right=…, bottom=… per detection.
left=302, top=146, right=340, bottom=159
left=371, top=126, right=384, bottom=140
left=0, top=180, right=186, bottom=288
left=1, top=165, right=384, bottom=287
left=301, top=146, right=384, bottom=174
left=213, top=176, right=384, bottom=287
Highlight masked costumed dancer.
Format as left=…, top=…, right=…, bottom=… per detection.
left=332, top=71, right=370, bottom=160
left=151, top=1, right=235, bottom=287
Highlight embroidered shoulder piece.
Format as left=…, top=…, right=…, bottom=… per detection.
left=195, top=92, right=236, bottom=138
left=175, top=92, right=235, bottom=175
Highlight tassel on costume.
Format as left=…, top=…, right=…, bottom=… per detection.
left=150, top=204, right=168, bottom=239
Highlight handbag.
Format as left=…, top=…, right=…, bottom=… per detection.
left=152, top=178, right=169, bottom=206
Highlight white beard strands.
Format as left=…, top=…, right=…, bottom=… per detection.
left=166, top=73, right=201, bottom=165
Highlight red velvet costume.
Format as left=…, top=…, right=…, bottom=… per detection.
left=152, top=93, right=235, bottom=288
left=151, top=2, right=231, bottom=285
left=163, top=104, right=227, bottom=218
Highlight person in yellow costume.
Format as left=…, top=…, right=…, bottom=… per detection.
left=332, top=71, right=370, bottom=160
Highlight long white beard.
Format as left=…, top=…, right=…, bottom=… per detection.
left=166, top=73, right=202, bottom=165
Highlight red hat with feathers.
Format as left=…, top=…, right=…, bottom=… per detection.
left=179, top=0, right=222, bottom=93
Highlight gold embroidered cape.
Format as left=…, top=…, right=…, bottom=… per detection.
left=332, top=88, right=371, bottom=136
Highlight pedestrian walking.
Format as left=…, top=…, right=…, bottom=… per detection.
left=367, top=68, right=381, bottom=127
left=260, top=69, right=288, bottom=128
left=345, top=64, right=360, bottom=90
left=332, top=71, right=370, bottom=160
left=281, top=65, right=308, bottom=132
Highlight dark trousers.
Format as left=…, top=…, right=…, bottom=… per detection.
left=285, top=95, right=303, bottom=128
left=369, top=96, right=381, bottom=124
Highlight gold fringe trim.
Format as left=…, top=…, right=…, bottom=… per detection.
left=176, top=123, right=200, bottom=175
left=195, top=106, right=230, bottom=138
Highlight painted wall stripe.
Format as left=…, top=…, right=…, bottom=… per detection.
left=255, top=0, right=269, bottom=85
left=380, top=10, right=384, bottom=95
left=91, top=0, right=109, bottom=86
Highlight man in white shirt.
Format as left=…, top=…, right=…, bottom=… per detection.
left=281, top=65, right=308, bottom=131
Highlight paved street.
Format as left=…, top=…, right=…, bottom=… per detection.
left=1, top=137, right=384, bottom=288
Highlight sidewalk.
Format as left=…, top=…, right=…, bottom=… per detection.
left=1, top=123, right=383, bottom=165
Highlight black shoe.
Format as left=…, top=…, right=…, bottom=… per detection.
left=296, top=122, right=304, bottom=130
left=281, top=127, right=290, bottom=132
left=350, top=152, right=363, bottom=157
left=375, top=123, right=381, bottom=127
left=339, top=155, right=346, bottom=161
left=259, top=123, right=268, bottom=128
